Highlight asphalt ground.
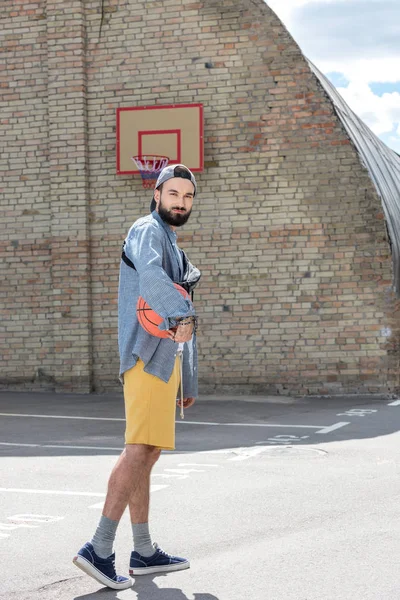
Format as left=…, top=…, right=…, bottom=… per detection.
left=1, top=390, right=400, bottom=600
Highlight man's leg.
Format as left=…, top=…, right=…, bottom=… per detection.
left=102, top=444, right=159, bottom=521
left=125, top=357, right=190, bottom=575
left=128, top=445, right=161, bottom=557
left=73, top=444, right=159, bottom=589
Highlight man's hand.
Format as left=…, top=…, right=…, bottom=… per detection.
left=166, top=317, right=196, bottom=343
left=177, top=397, right=196, bottom=409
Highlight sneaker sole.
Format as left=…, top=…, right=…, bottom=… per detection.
left=129, top=560, right=190, bottom=576
left=73, top=555, right=132, bottom=590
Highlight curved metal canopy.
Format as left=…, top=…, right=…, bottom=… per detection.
left=307, top=59, right=400, bottom=296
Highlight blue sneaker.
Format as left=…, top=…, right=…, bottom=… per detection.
left=73, top=542, right=132, bottom=590
left=129, top=542, right=190, bottom=576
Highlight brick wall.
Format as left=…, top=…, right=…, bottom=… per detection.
left=1, top=0, right=54, bottom=389
left=2, top=0, right=399, bottom=395
left=1, top=0, right=92, bottom=391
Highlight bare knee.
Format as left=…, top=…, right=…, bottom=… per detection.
left=145, top=445, right=161, bottom=467
left=124, top=444, right=161, bottom=468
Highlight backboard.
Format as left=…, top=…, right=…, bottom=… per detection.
left=116, top=103, right=204, bottom=175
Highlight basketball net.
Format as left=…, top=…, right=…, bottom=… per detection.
left=131, top=155, right=169, bottom=189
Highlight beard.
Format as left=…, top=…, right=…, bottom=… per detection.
left=158, top=198, right=192, bottom=227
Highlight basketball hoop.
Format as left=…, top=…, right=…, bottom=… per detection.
left=131, top=155, right=169, bottom=189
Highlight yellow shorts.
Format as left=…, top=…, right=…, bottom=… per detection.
left=123, top=357, right=181, bottom=451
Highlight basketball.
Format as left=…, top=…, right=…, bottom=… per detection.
left=136, top=283, right=190, bottom=338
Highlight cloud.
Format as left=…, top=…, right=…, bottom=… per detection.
left=289, top=0, right=400, bottom=63
left=381, top=132, right=400, bottom=154
left=267, top=0, right=348, bottom=26
left=320, top=57, right=400, bottom=85
left=326, top=72, right=350, bottom=88
left=268, top=0, right=400, bottom=82
left=337, top=82, right=400, bottom=135
left=266, top=0, right=400, bottom=152
left=370, top=82, right=400, bottom=96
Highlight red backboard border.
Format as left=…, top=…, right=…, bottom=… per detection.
left=116, top=103, right=204, bottom=176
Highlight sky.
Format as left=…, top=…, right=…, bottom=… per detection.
left=266, top=0, right=400, bottom=153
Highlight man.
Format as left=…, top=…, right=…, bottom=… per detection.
left=73, top=164, right=201, bottom=589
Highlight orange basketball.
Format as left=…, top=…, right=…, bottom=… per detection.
left=136, top=283, right=190, bottom=338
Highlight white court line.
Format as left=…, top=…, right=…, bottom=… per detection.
left=152, top=473, right=188, bottom=479
left=165, top=468, right=205, bottom=474
left=0, top=413, right=124, bottom=422
left=180, top=422, right=326, bottom=429
left=388, top=400, right=400, bottom=406
left=0, top=413, right=218, bottom=425
left=0, top=413, right=332, bottom=429
left=0, top=421, right=348, bottom=453
left=178, top=463, right=219, bottom=467
left=0, top=485, right=168, bottom=504
left=229, top=447, right=268, bottom=461
left=0, top=487, right=105, bottom=497
left=223, top=422, right=324, bottom=429
left=0, top=442, right=122, bottom=451
left=178, top=421, right=325, bottom=428
left=88, top=484, right=168, bottom=508
left=180, top=421, right=221, bottom=425
left=315, top=422, right=350, bottom=434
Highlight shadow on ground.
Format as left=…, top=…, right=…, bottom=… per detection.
left=0, top=390, right=399, bottom=458
left=73, top=573, right=219, bottom=599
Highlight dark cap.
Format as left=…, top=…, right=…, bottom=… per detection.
left=150, top=164, right=197, bottom=212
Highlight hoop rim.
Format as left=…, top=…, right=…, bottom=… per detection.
left=131, top=155, right=170, bottom=189
left=131, top=155, right=170, bottom=173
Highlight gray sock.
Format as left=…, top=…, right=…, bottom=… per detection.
left=91, top=515, right=119, bottom=559
left=132, top=522, right=154, bottom=557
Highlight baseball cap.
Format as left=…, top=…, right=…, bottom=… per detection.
left=150, top=164, right=197, bottom=212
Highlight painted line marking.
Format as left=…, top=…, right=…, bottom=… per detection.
left=229, top=447, right=270, bottom=461
left=257, top=435, right=310, bottom=444
left=88, top=484, right=168, bottom=509
left=0, top=442, right=42, bottom=448
left=1, top=514, right=66, bottom=541
left=0, top=442, right=122, bottom=451
left=180, top=422, right=328, bottom=429
left=178, top=463, right=219, bottom=467
left=0, top=488, right=105, bottom=498
left=0, top=413, right=337, bottom=430
left=165, top=468, right=205, bottom=474
left=224, top=423, right=324, bottom=429
left=336, top=409, right=377, bottom=417
left=0, top=522, right=38, bottom=531
left=0, top=413, right=125, bottom=422
left=0, top=413, right=216, bottom=425
left=388, top=400, right=400, bottom=406
left=178, top=420, right=221, bottom=426
left=315, top=422, right=350, bottom=434
left=151, top=484, right=169, bottom=493
left=0, top=420, right=347, bottom=454
left=152, top=473, right=188, bottom=479
left=8, top=514, right=64, bottom=524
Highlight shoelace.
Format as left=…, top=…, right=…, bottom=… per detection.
left=178, top=349, right=184, bottom=419
left=110, top=556, right=118, bottom=577
left=154, top=545, right=171, bottom=558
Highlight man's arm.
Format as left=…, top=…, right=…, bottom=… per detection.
left=124, top=222, right=196, bottom=331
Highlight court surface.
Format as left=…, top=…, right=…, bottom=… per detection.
left=1, top=390, right=400, bottom=600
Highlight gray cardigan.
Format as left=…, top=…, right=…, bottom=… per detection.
left=118, top=210, right=199, bottom=398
